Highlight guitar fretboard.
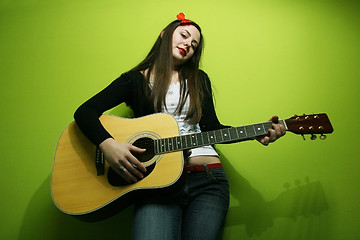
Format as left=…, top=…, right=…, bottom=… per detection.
left=154, top=120, right=285, bottom=154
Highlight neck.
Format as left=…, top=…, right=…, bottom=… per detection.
left=171, top=70, right=180, bottom=83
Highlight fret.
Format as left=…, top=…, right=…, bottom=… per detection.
left=181, top=135, right=187, bottom=150
left=264, top=122, right=272, bottom=132
left=169, top=137, right=174, bottom=151
left=202, top=132, right=210, bottom=145
left=157, top=139, right=161, bottom=153
left=172, top=137, right=176, bottom=151
left=205, top=132, right=210, bottom=145
left=172, top=137, right=176, bottom=150
left=164, top=138, right=168, bottom=152
left=245, top=125, right=255, bottom=138
left=166, top=138, right=170, bottom=152
left=176, top=136, right=182, bottom=150
left=189, top=135, right=194, bottom=148
left=279, top=119, right=286, bottom=129
left=208, top=131, right=216, bottom=144
left=154, top=140, right=159, bottom=154
left=159, top=139, right=164, bottom=152
left=218, top=130, right=224, bottom=142
left=185, top=134, right=191, bottom=149
left=222, top=128, right=231, bottom=142
left=191, top=133, right=199, bottom=148
left=263, top=122, right=274, bottom=135
left=213, top=130, right=219, bottom=142
left=207, top=131, right=211, bottom=144
left=161, top=138, right=166, bottom=153
left=169, top=137, right=173, bottom=152
left=197, top=132, right=204, bottom=147
left=253, top=123, right=267, bottom=136
left=154, top=120, right=286, bottom=154
left=228, top=127, right=239, bottom=141
left=164, top=138, right=169, bottom=152
left=236, top=126, right=247, bottom=139
left=158, top=139, right=162, bottom=153
left=190, top=134, right=197, bottom=148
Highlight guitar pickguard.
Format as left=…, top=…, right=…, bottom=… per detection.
left=107, top=162, right=156, bottom=186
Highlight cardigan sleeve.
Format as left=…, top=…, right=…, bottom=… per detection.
left=74, top=73, right=135, bottom=146
left=198, top=70, right=231, bottom=132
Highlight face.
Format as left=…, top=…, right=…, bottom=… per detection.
left=171, top=25, right=201, bottom=66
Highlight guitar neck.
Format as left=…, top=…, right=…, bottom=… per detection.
left=154, top=120, right=287, bottom=154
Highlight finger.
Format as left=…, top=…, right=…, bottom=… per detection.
left=121, top=160, right=145, bottom=179
left=127, top=154, right=147, bottom=174
left=268, top=129, right=277, bottom=142
left=127, top=145, right=147, bottom=173
left=118, top=166, right=139, bottom=183
left=130, top=145, right=147, bottom=153
left=120, top=151, right=148, bottom=179
left=269, top=115, right=279, bottom=123
left=111, top=164, right=137, bottom=183
left=259, top=136, right=270, bottom=146
left=274, top=123, right=286, bottom=138
left=272, top=123, right=282, bottom=138
left=280, top=124, right=286, bottom=135
left=183, top=149, right=192, bottom=159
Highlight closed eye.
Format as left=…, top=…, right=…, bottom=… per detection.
left=180, top=30, right=198, bottom=50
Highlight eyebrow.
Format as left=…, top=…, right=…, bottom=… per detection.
left=184, top=29, right=199, bottom=45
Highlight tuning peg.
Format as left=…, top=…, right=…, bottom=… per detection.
left=320, top=134, right=327, bottom=140
left=310, top=134, right=317, bottom=140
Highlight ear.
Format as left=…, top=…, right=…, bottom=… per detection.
left=160, top=29, right=165, bottom=38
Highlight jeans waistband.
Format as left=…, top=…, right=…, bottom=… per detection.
left=186, top=163, right=223, bottom=173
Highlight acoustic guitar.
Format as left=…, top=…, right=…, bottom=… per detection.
left=51, top=113, right=333, bottom=221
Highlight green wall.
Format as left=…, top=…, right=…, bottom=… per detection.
left=1, top=0, right=359, bottom=239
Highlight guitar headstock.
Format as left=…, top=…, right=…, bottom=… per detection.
left=285, top=113, right=333, bottom=140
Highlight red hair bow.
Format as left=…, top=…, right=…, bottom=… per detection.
left=177, top=13, right=192, bottom=24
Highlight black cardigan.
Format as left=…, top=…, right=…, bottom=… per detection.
left=74, top=70, right=229, bottom=147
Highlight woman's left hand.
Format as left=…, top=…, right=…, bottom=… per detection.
left=257, top=116, right=286, bottom=146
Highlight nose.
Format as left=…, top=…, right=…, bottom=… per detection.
left=183, top=40, right=191, bottom=49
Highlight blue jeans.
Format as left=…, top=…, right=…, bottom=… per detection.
left=132, top=167, right=230, bottom=240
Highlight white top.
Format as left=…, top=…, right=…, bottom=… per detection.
left=156, top=81, right=219, bottom=158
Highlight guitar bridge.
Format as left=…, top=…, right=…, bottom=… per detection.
left=95, top=147, right=105, bottom=176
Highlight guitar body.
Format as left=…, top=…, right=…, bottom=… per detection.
left=51, top=113, right=185, bottom=222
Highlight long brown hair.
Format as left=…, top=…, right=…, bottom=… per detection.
left=132, top=20, right=205, bottom=124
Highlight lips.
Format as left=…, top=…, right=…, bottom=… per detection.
left=177, top=47, right=187, bottom=56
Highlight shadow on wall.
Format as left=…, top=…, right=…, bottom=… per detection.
left=18, top=176, right=134, bottom=240
left=17, top=107, right=135, bottom=239
left=219, top=149, right=330, bottom=238
left=18, top=153, right=330, bottom=239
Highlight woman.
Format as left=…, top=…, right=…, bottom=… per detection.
left=74, top=13, right=285, bottom=240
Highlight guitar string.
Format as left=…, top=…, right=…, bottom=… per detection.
left=124, top=122, right=275, bottom=152
left=127, top=132, right=244, bottom=152
left=128, top=127, right=269, bottom=150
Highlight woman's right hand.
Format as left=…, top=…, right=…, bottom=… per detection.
left=99, top=138, right=147, bottom=183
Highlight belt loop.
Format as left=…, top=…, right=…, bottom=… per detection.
left=202, top=164, right=210, bottom=176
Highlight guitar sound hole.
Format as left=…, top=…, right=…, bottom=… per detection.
left=132, top=137, right=155, bottom=163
